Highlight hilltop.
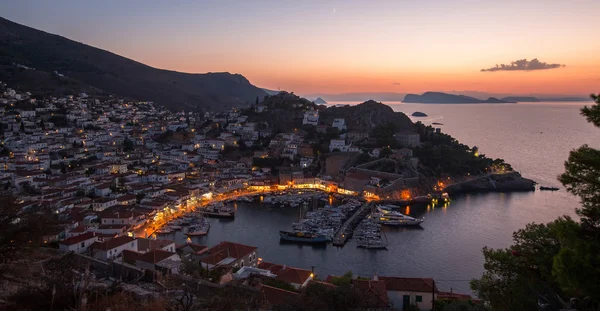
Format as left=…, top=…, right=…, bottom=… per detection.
left=0, top=17, right=266, bottom=110
left=403, top=92, right=514, bottom=104
left=319, top=100, right=413, bottom=132
left=247, top=93, right=412, bottom=133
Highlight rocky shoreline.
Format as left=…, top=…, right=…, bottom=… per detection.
left=444, top=172, right=536, bottom=195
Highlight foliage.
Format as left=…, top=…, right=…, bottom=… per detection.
left=370, top=122, right=398, bottom=147
left=413, top=122, right=509, bottom=177
left=0, top=196, right=55, bottom=277
left=48, top=115, right=68, bottom=126
left=554, top=93, right=600, bottom=299
left=329, top=270, right=353, bottom=286
left=273, top=281, right=362, bottom=311
left=123, top=137, right=135, bottom=152
left=379, top=147, right=393, bottom=158
left=262, top=277, right=298, bottom=292
left=435, top=300, right=488, bottom=311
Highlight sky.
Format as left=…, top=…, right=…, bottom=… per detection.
left=2, top=0, right=600, bottom=96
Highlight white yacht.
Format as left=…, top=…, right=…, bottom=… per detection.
left=374, top=208, right=424, bottom=226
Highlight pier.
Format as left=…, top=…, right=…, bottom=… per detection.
left=333, top=203, right=372, bottom=246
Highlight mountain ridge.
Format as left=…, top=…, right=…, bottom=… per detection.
left=0, top=17, right=267, bottom=110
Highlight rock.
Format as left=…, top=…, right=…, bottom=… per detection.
left=411, top=112, right=428, bottom=117
left=444, top=172, right=535, bottom=195
left=314, top=97, right=327, bottom=104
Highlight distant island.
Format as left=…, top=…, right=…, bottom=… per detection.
left=314, top=97, right=327, bottom=104
left=403, top=92, right=515, bottom=104
left=411, top=112, right=428, bottom=117
left=501, top=96, right=539, bottom=102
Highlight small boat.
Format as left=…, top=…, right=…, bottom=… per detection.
left=539, top=186, right=559, bottom=191
left=357, top=239, right=387, bottom=249
left=279, top=231, right=329, bottom=244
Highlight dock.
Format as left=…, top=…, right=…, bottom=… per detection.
left=333, top=203, right=372, bottom=246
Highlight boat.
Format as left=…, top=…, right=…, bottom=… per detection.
left=539, top=186, right=559, bottom=191
left=200, top=203, right=235, bottom=218
left=279, top=231, right=329, bottom=244
left=374, top=208, right=424, bottom=226
left=357, top=239, right=387, bottom=249
left=187, top=218, right=210, bottom=236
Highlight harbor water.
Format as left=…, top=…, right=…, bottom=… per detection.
left=161, top=101, right=599, bottom=293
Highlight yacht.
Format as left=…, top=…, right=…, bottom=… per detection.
left=374, top=208, right=424, bottom=226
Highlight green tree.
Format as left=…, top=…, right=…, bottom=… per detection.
left=554, top=94, right=600, bottom=299
left=123, top=137, right=135, bottom=152
left=371, top=122, right=397, bottom=148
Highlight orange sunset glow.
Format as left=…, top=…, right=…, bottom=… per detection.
left=2, top=0, right=599, bottom=96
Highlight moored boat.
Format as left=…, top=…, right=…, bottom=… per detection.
left=279, top=231, right=329, bottom=244
left=539, top=186, right=559, bottom=191
left=374, top=208, right=424, bottom=226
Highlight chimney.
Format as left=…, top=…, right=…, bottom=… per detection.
left=283, top=264, right=286, bottom=270
left=373, top=273, right=378, bottom=281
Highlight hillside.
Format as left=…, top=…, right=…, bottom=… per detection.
left=247, top=94, right=412, bottom=133
left=403, top=92, right=514, bottom=104
left=0, top=17, right=266, bottom=110
left=319, top=100, right=413, bottom=132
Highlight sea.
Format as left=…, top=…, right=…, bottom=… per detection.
left=159, top=101, right=599, bottom=294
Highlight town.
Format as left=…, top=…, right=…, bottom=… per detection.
left=0, top=82, right=503, bottom=310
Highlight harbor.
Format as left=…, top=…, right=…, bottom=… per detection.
left=332, top=203, right=372, bottom=246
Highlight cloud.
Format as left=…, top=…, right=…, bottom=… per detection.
left=481, top=58, right=565, bottom=72
left=392, top=82, right=401, bottom=85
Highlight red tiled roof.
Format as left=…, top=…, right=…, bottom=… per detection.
left=136, top=249, right=176, bottom=264
left=438, top=291, right=472, bottom=301
left=122, top=250, right=142, bottom=264
left=200, top=241, right=257, bottom=266
left=259, top=284, right=299, bottom=306
left=258, top=261, right=312, bottom=285
left=117, top=194, right=137, bottom=201
left=70, top=225, right=87, bottom=233
left=98, top=224, right=128, bottom=229
left=91, top=236, right=134, bottom=251
left=353, top=279, right=390, bottom=308
left=59, top=232, right=97, bottom=246
left=177, top=243, right=208, bottom=254
left=137, top=238, right=175, bottom=252
left=379, top=276, right=438, bottom=293
left=309, top=280, right=337, bottom=289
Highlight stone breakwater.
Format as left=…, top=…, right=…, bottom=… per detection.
left=444, top=172, right=536, bottom=195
